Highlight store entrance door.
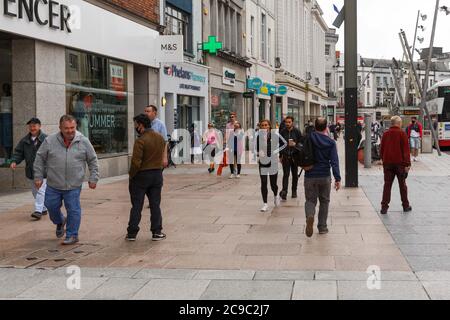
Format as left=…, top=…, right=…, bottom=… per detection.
left=0, top=38, right=12, bottom=166
left=177, top=95, right=200, bottom=130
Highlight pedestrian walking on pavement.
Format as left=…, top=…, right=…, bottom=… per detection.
left=126, top=114, right=168, bottom=242
left=279, top=116, right=303, bottom=201
left=406, top=117, right=423, bottom=162
left=203, top=122, right=221, bottom=174
left=257, top=120, right=281, bottom=212
left=380, top=116, right=412, bottom=215
left=304, top=118, right=341, bottom=238
left=10, top=118, right=48, bottom=221
left=33, top=115, right=99, bottom=245
left=228, top=121, right=245, bottom=179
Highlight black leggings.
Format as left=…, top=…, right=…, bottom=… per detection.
left=230, top=153, right=241, bottom=175
left=259, top=168, right=278, bottom=203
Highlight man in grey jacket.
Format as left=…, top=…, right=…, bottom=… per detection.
left=34, top=115, right=99, bottom=245
left=10, top=118, right=48, bottom=220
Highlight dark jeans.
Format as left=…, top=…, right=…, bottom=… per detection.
left=230, top=153, right=241, bottom=175
left=281, top=156, right=299, bottom=194
left=259, top=166, right=278, bottom=203
left=128, top=169, right=163, bottom=236
left=304, top=177, right=331, bottom=230
left=381, top=165, right=410, bottom=210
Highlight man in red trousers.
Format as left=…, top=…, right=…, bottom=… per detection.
left=380, top=116, right=412, bottom=215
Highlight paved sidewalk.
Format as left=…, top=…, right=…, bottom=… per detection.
left=1, top=140, right=450, bottom=299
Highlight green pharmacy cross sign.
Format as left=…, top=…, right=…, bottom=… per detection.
left=202, top=36, right=223, bottom=55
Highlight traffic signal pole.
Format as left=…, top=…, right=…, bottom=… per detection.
left=344, top=0, right=359, bottom=188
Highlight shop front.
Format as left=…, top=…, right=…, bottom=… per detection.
left=0, top=0, right=175, bottom=189
left=160, top=62, right=209, bottom=135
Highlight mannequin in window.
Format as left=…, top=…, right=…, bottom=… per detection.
left=0, top=83, right=13, bottom=159
left=72, top=92, right=90, bottom=138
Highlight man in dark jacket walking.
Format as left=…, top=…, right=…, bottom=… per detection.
left=10, top=118, right=48, bottom=220
left=380, top=116, right=412, bottom=215
left=126, top=114, right=168, bottom=242
left=304, top=118, right=341, bottom=238
left=279, top=116, right=303, bottom=200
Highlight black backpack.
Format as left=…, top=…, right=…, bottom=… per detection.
left=293, top=136, right=315, bottom=171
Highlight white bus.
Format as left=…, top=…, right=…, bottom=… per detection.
left=426, top=79, right=450, bottom=148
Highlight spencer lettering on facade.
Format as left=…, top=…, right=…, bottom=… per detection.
left=2, top=0, right=72, bottom=32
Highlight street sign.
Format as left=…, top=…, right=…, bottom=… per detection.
left=333, top=5, right=345, bottom=28
left=243, top=92, right=254, bottom=98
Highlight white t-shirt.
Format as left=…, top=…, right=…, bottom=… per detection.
left=410, top=125, right=420, bottom=138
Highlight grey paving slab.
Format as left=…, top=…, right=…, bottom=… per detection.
left=0, top=267, right=45, bottom=280
left=132, top=279, right=210, bottom=300
left=292, top=281, right=337, bottom=300
left=315, top=271, right=417, bottom=281
left=253, top=271, right=315, bottom=281
left=193, top=270, right=255, bottom=280
left=416, top=271, right=450, bottom=281
left=51, top=267, right=142, bottom=279
left=408, top=256, right=450, bottom=272
left=392, top=234, right=450, bottom=245
left=17, top=277, right=108, bottom=300
left=132, top=269, right=198, bottom=280
left=399, top=245, right=450, bottom=257
left=85, top=278, right=150, bottom=300
left=0, top=272, right=50, bottom=298
left=337, top=280, right=429, bottom=300
left=422, top=281, right=450, bottom=300
left=200, top=280, right=293, bottom=300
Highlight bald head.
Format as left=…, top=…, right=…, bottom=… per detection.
left=315, top=117, right=328, bottom=132
left=391, top=116, right=402, bottom=128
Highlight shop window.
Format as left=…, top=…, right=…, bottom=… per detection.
left=65, top=49, right=128, bottom=157
left=0, top=40, right=12, bottom=166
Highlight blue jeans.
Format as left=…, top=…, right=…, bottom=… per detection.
left=45, top=186, right=82, bottom=238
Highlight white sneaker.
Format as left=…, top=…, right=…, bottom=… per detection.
left=236, top=175, right=241, bottom=179
left=274, top=195, right=281, bottom=208
left=260, top=204, right=269, bottom=212
left=229, top=174, right=234, bottom=179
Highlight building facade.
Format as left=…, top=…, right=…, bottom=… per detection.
left=160, top=0, right=209, bottom=135
left=275, top=0, right=328, bottom=129
left=334, top=55, right=450, bottom=123
left=325, top=28, right=339, bottom=124
left=202, top=0, right=252, bottom=131
left=0, top=0, right=166, bottom=189
left=244, top=0, right=278, bottom=127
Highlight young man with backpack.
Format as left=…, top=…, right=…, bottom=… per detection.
left=302, top=118, right=341, bottom=238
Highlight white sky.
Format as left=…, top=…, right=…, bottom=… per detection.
left=318, top=0, right=450, bottom=59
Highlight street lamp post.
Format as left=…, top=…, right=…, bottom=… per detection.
left=344, top=0, right=358, bottom=188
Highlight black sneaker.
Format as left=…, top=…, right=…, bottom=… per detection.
left=56, top=218, right=66, bottom=239
left=403, top=206, right=412, bottom=213
left=380, top=208, right=388, bottom=215
left=292, top=192, right=298, bottom=199
left=152, top=232, right=167, bottom=241
left=126, top=234, right=137, bottom=241
left=42, top=210, right=48, bottom=216
left=31, top=212, right=42, bottom=220
left=319, top=228, right=329, bottom=235
left=280, top=191, right=287, bottom=201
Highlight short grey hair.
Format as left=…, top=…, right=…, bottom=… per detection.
left=391, top=116, right=402, bottom=126
left=60, top=115, right=77, bottom=125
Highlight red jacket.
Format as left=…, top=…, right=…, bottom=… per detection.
left=380, top=126, right=411, bottom=167
left=406, top=122, right=423, bottom=138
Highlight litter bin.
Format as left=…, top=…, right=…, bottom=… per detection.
left=422, top=130, right=433, bottom=153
